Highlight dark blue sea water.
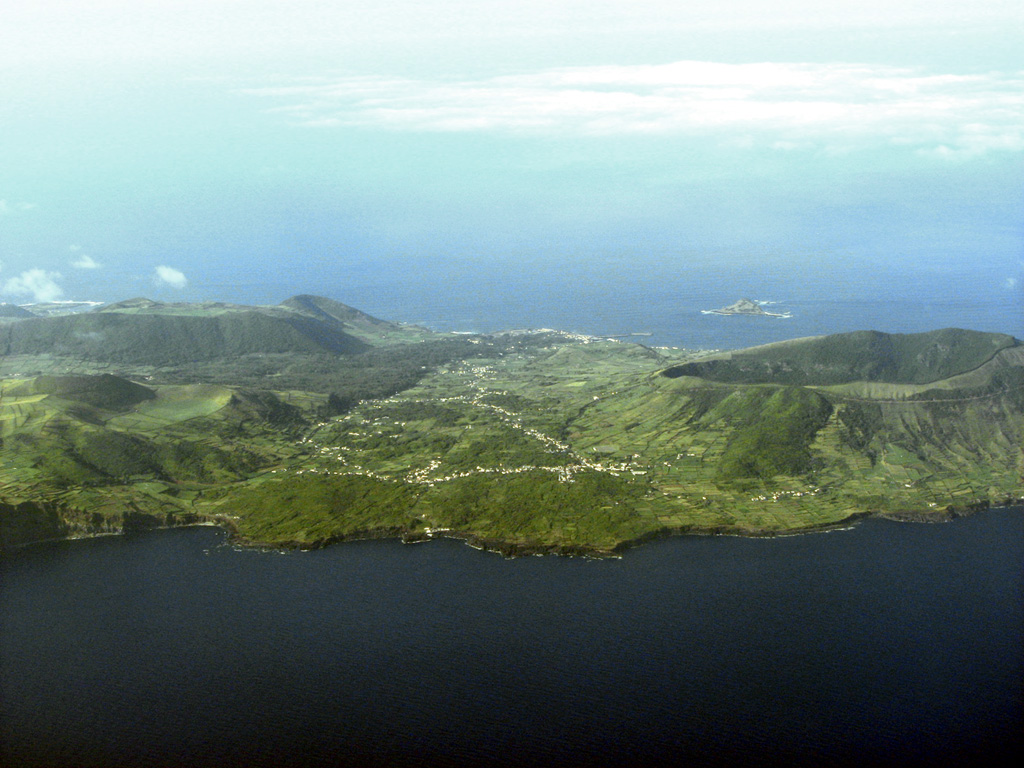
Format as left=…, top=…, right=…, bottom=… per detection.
left=2, top=510, right=1021, bottom=767
left=202, top=256, right=1022, bottom=351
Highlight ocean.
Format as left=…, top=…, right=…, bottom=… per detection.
left=201, top=256, right=1021, bottom=350
left=1, top=510, right=1021, bottom=767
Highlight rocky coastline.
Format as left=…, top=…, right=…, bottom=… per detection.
left=8, top=498, right=1020, bottom=558
left=702, top=297, right=793, bottom=318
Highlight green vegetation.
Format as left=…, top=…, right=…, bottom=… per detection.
left=214, top=475, right=423, bottom=545
left=716, top=387, right=833, bottom=480
left=0, top=311, right=369, bottom=365
left=1, top=296, right=1021, bottom=555
left=665, top=328, right=1018, bottom=385
left=30, top=373, right=156, bottom=409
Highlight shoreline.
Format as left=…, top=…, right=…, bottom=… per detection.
left=5, top=499, right=1020, bottom=559
left=700, top=309, right=793, bottom=318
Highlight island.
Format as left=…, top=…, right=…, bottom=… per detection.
left=703, top=297, right=792, bottom=318
left=1, top=295, right=1021, bottom=555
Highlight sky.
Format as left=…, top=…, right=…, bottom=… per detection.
left=1, top=1, right=1021, bottom=333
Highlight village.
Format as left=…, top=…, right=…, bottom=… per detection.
left=274, top=356, right=646, bottom=490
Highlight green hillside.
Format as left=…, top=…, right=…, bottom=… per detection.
left=28, top=374, right=156, bottom=409
left=0, top=303, right=36, bottom=319
left=712, top=386, right=834, bottom=480
left=664, top=329, right=1018, bottom=386
left=0, top=310, right=369, bottom=365
left=280, top=294, right=389, bottom=326
left=279, top=294, right=439, bottom=346
left=0, top=373, right=309, bottom=547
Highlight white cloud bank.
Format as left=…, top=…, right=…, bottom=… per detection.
left=2, top=269, right=64, bottom=302
left=246, top=61, right=1024, bottom=156
left=153, top=265, right=188, bottom=289
left=71, top=253, right=100, bottom=269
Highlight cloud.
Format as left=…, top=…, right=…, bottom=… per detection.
left=4, top=2, right=1021, bottom=70
left=0, top=199, right=36, bottom=215
left=244, top=61, right=1024, bottom=155
left=1006, top=277, right=1019, bottom=290
left=2, top=269, right=64, bottom=302
left=153, top=265, right=188, bottom=289
left=71, top=253, right=101, bottom=269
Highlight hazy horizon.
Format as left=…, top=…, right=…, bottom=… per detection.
left=2, top=1, right=1021, bottom=335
